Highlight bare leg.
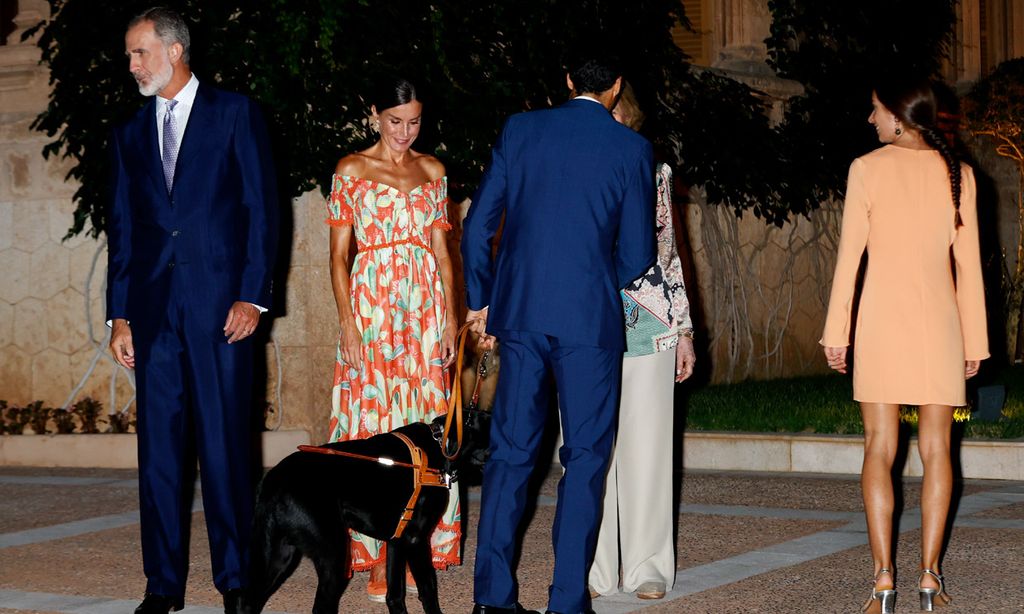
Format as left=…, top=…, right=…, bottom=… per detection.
left=916, top=404, right=954, bottom=591
left=860, top=402, right=900, bottom=590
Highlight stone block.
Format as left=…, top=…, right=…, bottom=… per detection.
left=0, top=344, right=33, bottom=403
left=48, top=197, right=86, bottom=247
left=791, top=436, right=864, bottom=474
left=0, top=201, right=11, bottom=250
left=43, top=155, right=78, bottom=199
left=683, top=432, right=791, bottom=472
left=69, top=348, right=136, bottom=414
left=275, top=345, right=314, bottom=434
left=46, top=286, right=88, bottom=353
left=31, top=348, right=72, bottom=406
left=261, top=429, right=312, bottom=467
left=959, top=440, right=1024, bottom=481
left=11, top=199, right=48, bottom=252
left=28, top=239, right=70, bottom=299
left=69, top=239, right=106, bottom=296
left=12, top=296, right=45, bottom=352
left=271, top=265, right=309, bottom=347
left=308, top=265, right=337, bottom=342
left=0, top=247, right=30, bottom=303
left=3, top=151, right=32, bottom=197
left=0, top=301, right=12, bottom=347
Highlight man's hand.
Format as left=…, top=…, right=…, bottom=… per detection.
left=224, top=301, right=260, bottom=344
left=466, top=307, right=495, bottom=351
left=109, top=319, right=135, bottom=369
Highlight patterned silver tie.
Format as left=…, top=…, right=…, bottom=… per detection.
left=162, top=99, right=179, bottom=192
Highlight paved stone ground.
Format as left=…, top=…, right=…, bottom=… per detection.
left=0, top=467, right=1022, bottom=613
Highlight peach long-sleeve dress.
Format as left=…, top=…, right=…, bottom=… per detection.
left=821, top=145, right=989, bottom=406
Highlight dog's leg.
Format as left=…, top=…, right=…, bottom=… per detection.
left=384, top=540, right=411, bottom=614
left=246, top=511, right=303, bottom=613
left=309, top=526, right=350, bottom=614
left=406, top=539, right=442, bottom=614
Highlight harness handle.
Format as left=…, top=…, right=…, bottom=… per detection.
left=441, top=322, right=475, bottom=460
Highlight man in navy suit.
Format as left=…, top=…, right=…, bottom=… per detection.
left=106, top=8, right=277, bottom=613
left=462, top=51, right=656, bottom=614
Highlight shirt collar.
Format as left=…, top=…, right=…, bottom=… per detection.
left=573, top=94, right=602, bottom=105
left=157, top=73, right=200, bottom=108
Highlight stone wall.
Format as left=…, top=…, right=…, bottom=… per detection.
left=1, top=1, right=1022, bottom=443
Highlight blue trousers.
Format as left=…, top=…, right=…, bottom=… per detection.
left=473, top=330, right=621, bottom=614
left=133, top=284, right=254, bottom=597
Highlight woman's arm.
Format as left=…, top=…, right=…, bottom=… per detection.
left=431, top=224, right=458, bottom=369
left=329, top=224, right=360, bottom=367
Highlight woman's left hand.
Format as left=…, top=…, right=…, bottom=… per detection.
left=675, top=337, right=696, bottom=382
left=965, top=360, right=980, bottom=379
left=440, top=322, right=457, bottom=369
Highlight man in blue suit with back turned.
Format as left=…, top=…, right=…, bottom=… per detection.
left=462, top=49, right=655, bottom=614
left=106, top=7, right=277, bottom=613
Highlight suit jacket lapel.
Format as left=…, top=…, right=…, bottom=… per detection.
left=138, top=99, right=168, bottom=198
left=172, top=83, right=217, bottom=194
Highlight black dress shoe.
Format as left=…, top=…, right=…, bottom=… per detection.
left=135, top=593, right=184, bottom=613
left=471, top=604, right=540, bottom=614
left=223, top=588, right=244, bottom=614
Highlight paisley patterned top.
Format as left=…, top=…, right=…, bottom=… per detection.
left=622, top=163, right=692, bottom=357
left=324, top=173, right=460, bottom=570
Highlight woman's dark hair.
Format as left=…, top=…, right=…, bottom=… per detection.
left=370, top=77, right=419, bottom=113
left=875, top=78, right=964, bottom=227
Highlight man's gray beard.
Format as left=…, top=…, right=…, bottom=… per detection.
left=137, top=63, right=172, bottom=97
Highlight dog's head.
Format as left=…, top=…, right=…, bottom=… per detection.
left=431, top=405, right=491, bottom=482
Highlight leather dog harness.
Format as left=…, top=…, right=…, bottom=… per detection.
left=297, top=431, right=447, bottom=539
left=295, top=325, right=475, bottom=539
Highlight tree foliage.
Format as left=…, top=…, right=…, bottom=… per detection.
left=765, top=0, right=957, bottom=210
left=30, top=0, right=958, bottom=239
left=31, top=0, right=789, bottom=238
left=963, top=58, right=1024, bottom=361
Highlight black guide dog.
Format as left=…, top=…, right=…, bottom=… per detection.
left=241, top=408, right=491, bottom=614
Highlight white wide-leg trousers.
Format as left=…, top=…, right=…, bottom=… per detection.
left=588, top=348, right=677, bottom=595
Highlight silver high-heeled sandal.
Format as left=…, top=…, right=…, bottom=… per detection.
left=862, top=568, right=896, bottom=614
left=918, top=568, right=952, bottom=611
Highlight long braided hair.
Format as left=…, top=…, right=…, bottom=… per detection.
left=875, top=79, right=964, bottom=228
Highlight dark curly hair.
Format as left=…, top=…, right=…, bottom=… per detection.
left=566, top=44, right=622, bottom=96
left=875, top=78, right=964, bottom=228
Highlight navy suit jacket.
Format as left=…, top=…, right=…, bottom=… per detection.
left=106, top=82, right=278, bottom=340
left=462, top=98, right=656, bottom=350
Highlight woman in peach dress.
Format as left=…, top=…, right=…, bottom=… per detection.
left=822, top=79, right=988, bottom=613
left=325, top=78, right=460, bottom=602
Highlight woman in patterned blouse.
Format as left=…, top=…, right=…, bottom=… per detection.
left=589, top=81, right=696, bottom=601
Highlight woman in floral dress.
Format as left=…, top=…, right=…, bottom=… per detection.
left=325, top=78, right=460, bottom=602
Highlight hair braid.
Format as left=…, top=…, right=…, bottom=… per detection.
left=919, top=125, right=963, bottom=228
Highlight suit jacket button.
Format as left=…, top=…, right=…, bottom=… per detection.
left=171, top=230, right=180, bottom=237
left=168, top=262, right=175, bottom=269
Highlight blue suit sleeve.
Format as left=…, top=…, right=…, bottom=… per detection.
left=233, top=98, right=279, bottom=311
left=106, top=129, right=132, bottom=322
left=462, top=120, right=510, bottom=310
left=615, top=141, right=656, bottom=288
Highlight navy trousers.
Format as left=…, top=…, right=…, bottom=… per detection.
left=133, top=278, right=254, bottom=597
left=473, top=330, right=622, bottom=614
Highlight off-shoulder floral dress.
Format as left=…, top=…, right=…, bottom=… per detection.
left=325, top=174, right=460, bottom=570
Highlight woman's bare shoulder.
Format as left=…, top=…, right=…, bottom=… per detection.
left=334, top=152, right=371, bottom=176
left=405, top=152, right=445, bottom=181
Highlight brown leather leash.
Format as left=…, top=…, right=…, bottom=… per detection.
left=296, top=323, right=476, bottom=539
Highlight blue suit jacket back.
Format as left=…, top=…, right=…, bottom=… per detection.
left=106, top=83, right=278, bottom=339
left=462, top=98, right=655, bottom=350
